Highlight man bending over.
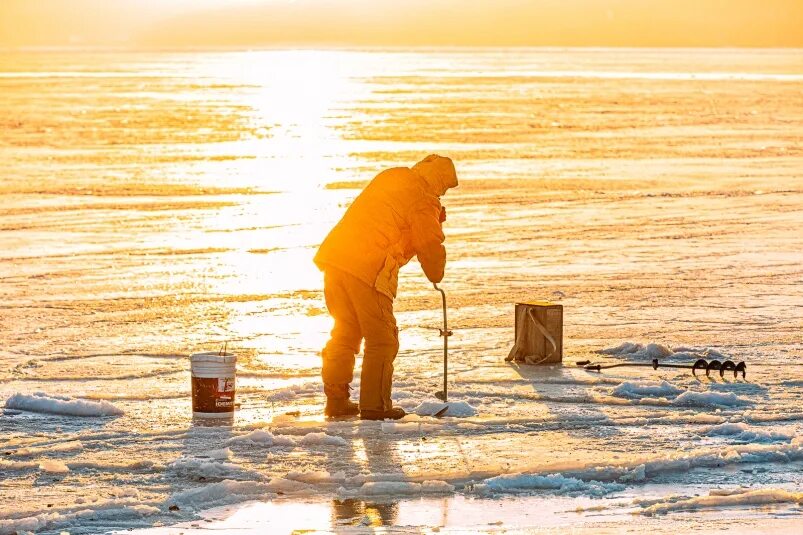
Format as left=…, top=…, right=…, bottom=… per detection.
left=314, top=155, right=458, bottom=420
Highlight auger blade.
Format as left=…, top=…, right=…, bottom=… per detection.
left=735, top=361, right=747, bottom=379
left=705, top=359, right=722, bottom=377
left=719, top=360, right=736, bottom=378
left=692, top=358, right=708, bottom=376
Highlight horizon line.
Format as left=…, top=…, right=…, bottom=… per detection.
left=4, top=44, right=803, bottom=54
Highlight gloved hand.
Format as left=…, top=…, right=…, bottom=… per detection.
left=439, top=206, right=447, bottom=223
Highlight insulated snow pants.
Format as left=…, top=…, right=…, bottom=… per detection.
left=321, top=266, right=399, bottom=413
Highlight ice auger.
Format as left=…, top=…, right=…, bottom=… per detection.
left=576, top=358, right=746, bottom=379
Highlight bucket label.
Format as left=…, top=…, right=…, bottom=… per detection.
left=192, top=376, right=236, bottom=414
left=218, top=377, right=235, bottom=393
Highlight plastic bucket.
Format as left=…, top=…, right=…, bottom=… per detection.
left=190, top=352, right=236, bottom=418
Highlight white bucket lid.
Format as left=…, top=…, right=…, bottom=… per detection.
left=191, top=351, right=237, bottom=364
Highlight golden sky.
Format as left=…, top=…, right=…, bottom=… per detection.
left=1, top=0, right=802, bottom=48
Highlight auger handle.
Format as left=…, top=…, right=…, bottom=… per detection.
left=433, top=283, right=451, bottom=335
left=433, top=283, right=450, bottom=401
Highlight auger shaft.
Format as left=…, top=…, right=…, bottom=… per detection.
left=433, top=283, right=452, bottom=401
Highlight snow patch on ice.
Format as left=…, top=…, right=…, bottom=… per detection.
left=0, top=497, right=160, bottom=535
left=611, top=380, right=684, bottom=399
left=226, top=429, right=297, bottom=447
left=167, top=457, right=262, bottom=482
left=298, top=432, right=347, bottom=446
left=286, top=470, right=346, bottom=484
left=598, top=342, right=673, bottom=359
left=476, top=473, right=625, bottom=497
left=168, top=480, right=269, bottom=508
left=168, top=478, right=310, bottom=510
left=673, top=390, right=749, bottom=407
left=69, top=458, right=159, bottom=472
left=703, top=422, right=794, bottom=443
left=205, top=447, right=233, bottom=460
left=638, top=488, right=803, bottom=515
left=609, top=381, right=750, bottom=407
left=744, top=411, right=803, bottom=424
left=413, top=401, right=478, bottom=417
left=227, top=429, right=345, bottom=448
left=598, top=342, right=732, bottom=362
left=0, top=458, right=160, bottom=475
left=5, top=391, right=124, bottom=417
left=39, top=459, right=69, bottom=474
left=109, top=487, right=141, bottom=499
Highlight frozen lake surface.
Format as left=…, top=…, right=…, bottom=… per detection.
left=1, top=48, right=802, bottom=534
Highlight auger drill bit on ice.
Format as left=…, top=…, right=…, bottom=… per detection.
left=577, top=357, right=747, bottom=379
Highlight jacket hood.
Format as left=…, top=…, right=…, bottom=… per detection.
left=412, top=154, right=458, bottom=196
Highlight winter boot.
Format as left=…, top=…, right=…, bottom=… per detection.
left=360, top=406, right=406, bottom=421
left=324, top=384, right=359, bottom=418
left=325, top=398, right=359, bottom=418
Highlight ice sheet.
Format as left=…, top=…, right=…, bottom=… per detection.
left=1, top=47, right=802, bottom=534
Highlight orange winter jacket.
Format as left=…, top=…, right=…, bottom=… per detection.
left=314, top=155, right=458, bottom=299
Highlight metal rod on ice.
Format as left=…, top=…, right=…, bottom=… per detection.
left=433, top=283, right=452, bottom=401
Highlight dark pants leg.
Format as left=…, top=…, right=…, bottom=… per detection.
left=320, top=267, right=399, bottom=412
left=321, top=270, right=362, bottom=391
